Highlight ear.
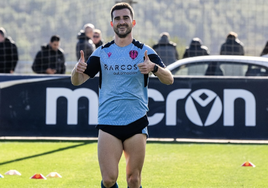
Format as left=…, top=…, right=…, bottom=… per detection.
left=110, top=21, right=113, bottom=27
left=132, top=20, right=136, bottom=26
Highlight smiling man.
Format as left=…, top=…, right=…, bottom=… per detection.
left=71, top=2, right=173, bottom=188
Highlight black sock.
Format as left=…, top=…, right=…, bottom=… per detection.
left=110, top=182, right=119, bottom=188
left=101, top=180, right=118, bottom=188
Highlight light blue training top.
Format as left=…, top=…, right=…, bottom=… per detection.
left=84, top=39, right=165, bottom=125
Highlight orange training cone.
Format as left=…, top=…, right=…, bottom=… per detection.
left=241, top=161, right=255, bottom=167
left=46, top=172, right=62, bottom=178
left=30, top=173, right=47, bottom=180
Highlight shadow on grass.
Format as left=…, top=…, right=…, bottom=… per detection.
left=0, top=141, right=96, bottom=166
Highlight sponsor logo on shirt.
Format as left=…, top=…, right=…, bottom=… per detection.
left=104, top=64, right=139, bottom=75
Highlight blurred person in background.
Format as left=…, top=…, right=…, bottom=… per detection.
left=260, top=41, right=268, bottom=57
left=152, top=32, right=179, bottom=66
left=183, top=37, right=210, bottom=58
left=93, top=29, right=104, bottom=48
left=0, top=27, right=18, bottom=73
left=220, top=31, right=244, bottom=55
left=32, top=35, right=65, bottom=74
left=76, top=23, right=96, bottom=61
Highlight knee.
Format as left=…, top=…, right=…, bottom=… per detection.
left=127, top=174, right=140, bottom=187
left=102, top=176, right=117, bottom=188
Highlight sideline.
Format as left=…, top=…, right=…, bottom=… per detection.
left=0, top=136, right=268, bottom=144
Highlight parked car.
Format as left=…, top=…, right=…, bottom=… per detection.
left=166, top=55, right=268, bottom=76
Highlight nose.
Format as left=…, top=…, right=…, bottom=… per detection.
left=119, top=18, right=125, bottom=25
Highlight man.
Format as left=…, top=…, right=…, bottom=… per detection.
left=0, top=27, right=19, bottom=73
left=71, top=2, right=173, bottom=188
left=93, top=29, right=104, bottom=48
left=183, top=37, right=209, bottom=58
left=153, top=32, right=179, bottom=66
left=76, top=23, right=96, bottom=61
left=220, top=31, right=244, bottom=55
left=32, top=35, right=66, bottom=74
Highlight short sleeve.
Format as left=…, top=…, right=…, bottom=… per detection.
left=83, top=48, right=101, bottom=78
left=144, top=45, right=166, bottom=68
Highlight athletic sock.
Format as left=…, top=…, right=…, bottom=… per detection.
left=101, top=181, right=118, bottom=188
left=101, top=181, right=106, bottom=188
left=127, top=186, right=142, bottom=188
left=110, top=183, right=119, bottom=188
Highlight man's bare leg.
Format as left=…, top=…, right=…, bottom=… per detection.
left=98, top=130, right=123, bottom=188
left=123, top=134, right=147, bottom=188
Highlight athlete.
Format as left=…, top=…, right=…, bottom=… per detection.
left=71, top=2, right=173, bottom=188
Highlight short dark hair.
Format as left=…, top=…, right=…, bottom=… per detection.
left=50, top=35, right=60, bottom=43
left=110, top=2, right=134, bottom=21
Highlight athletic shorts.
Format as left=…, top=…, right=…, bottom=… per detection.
left=96, top=115, right=149, bottom=142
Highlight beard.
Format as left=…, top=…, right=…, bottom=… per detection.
left=114, top=24, right=132, bottom=38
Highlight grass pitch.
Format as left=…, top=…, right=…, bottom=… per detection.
left=0, top=140, right=267, bottom=188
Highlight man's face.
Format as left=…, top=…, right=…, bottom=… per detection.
left=50, top=41, right=60, bottom=51
left=0, top=34, right=5, bottom=43
left=85, top=27, right=93, bottom=39
left=93, top=32, right=101, bottom=44
left=112, top=8, right=134, bottom=38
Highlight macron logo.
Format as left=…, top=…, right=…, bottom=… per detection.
left=108, top=52, right=112, bottom=57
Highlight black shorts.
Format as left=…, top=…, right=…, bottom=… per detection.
left=96, top=115, right=149, bottom=142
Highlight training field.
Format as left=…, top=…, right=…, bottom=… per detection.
left=0, top=141, right=267, bottom=188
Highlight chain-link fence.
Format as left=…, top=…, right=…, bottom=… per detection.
left=0, top=0, right=267, bottom=74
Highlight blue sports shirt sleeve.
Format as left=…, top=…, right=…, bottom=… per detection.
left=83, top=48, right=101, bottom=78
left=145, top=45, right=166, bottom=68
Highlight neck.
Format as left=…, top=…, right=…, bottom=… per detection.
left=114, top=33, right=133, bottom=47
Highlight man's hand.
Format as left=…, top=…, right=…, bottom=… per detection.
left=138, top=50, right=155, bottom=74
left=71, top=50, right=89, bottom=86
left=46, top=68, right=56, bottom=74
left=75, top=50, right=87, bottom=73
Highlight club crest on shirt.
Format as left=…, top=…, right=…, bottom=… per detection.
left=108, top=52, right=112, bottom=57
left=129, top=50, right=138, bottom=60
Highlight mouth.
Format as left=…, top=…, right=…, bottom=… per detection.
left=118, top=24, right=128, bottom=29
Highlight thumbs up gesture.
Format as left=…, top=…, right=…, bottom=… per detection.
left=138, top=50, right=155, bottom=74
left=75, top=50, right=87, bottom=73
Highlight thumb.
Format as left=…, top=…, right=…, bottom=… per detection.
left=80, top=50, right=85, bottom=62
left=144, top=50, right=149, bottom=61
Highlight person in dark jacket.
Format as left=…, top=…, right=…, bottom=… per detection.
left=76, top=23, right=95, bottom=61
left=0, top=27, right=19, bottom=73
left=152, top=32, right=179, bottom=66
left=92, top=29, right=104, bottom=49
left=220, top=32, right=244, bottom=55
left=260, top=41, right=268, bottom=57
left=183, top=37, right=209, bottom=58
left=32, top=35, right=65, bottom=74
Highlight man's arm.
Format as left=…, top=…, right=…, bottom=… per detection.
left=71, top=50, right=90, bottom=86
left=60, top=53, right=66, bottom=74
left=153, top=65, right=174, bottom=85
left=32, top=51, right=46, bottom=74
left=11, top=43, right=18, bottom=72
left=138, top=50, right=174, bottom=85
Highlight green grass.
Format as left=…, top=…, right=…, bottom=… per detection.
left=0, top=141, right=268, bottom=188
